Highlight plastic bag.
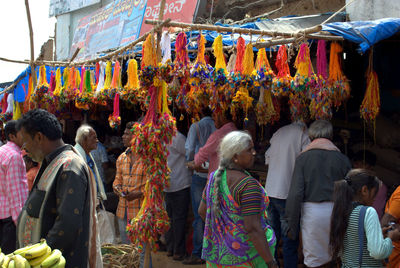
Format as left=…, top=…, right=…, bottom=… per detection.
left=97, top=208, right=116, bottom=244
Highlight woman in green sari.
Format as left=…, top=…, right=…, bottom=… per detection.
left=199, top=131, right=277, bottom=268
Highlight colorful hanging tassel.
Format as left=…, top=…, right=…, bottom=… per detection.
left=255, top=48, right=276, bottom=126
left=272, top=45, right=292, bottom=96
left=31, top=66, right=54, bottom=108
left=186, top=34, right=213, bottom=122
left=122, top=58, right=145, bottom=105
left=360, top=49, right=380, bottom=123
left=75, top=69, right=94, bottom=110
left=108, top=93, right=121, bottom=129
left=328, top=42, right=351, bottom=108
left=309, top=40, right=332, bottom=120
left=234, top=37, right=245, bottom=74
left=172, top=32, right=190, bottom=111
left=232, top=43, right=255, bottom=123
left=211, top=35, right=229, bottom=112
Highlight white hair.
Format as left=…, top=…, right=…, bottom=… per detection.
left=218, top=131, right=252, bottom=169
left=308, top=120, right=333, bottom=141
left=75, top=124, right=93, bottom=144
left=211, top=131, right=252, bottom=215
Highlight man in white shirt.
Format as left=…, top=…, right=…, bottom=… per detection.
left=264, top=121, right=309, bottom=267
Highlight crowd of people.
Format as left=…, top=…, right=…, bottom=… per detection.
left=1, top=108, right=400, bottom=268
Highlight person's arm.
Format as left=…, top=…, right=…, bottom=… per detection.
left=244, top=215, right=277, bottom=266
left=381, top=187, right=400, bottom=230
left=45, top=167, right=88, bottom=252
left=284, top=158, right=305, bottom=240
left=365, top=207, right=396, bottom=259
left=113, top=156, right=124, bottom=197
left=6, top=154, right=28, bottom=225
left=239, top=178, right=277, bottom=266
left=198, top=185, right=208, bottom=221
left=194, top=132, right=218, bottom=167
left=185, top=124, right=197, bottom=161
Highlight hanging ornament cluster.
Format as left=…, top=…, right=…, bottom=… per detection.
left=172, top=32, right=190, bottom=111
left=272, top=45, right=292, bottom=96
left=20, top=34, right=354, bottom=129
left=186, top=34, right=213, bottom=122
left=328, top=42, right=351, bottom=108
left=126, top=34, right=177, bottom=252
left=231, top=43, right=255, bottom=124
left=309, top=40, right=332, bottom=120
left=360, top=49, right=380, bottom=122
left=254, top=48, right=277, bottom=126
left=289, top=43, right=315, bottom=121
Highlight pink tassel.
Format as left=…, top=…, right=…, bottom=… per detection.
left=175, top=32, right=189, bottom=65
left=317, top=40, right=328, bottom=79
left=49, top=71, right=55, bottom=93
left=79, top=67, right=85, bottom=93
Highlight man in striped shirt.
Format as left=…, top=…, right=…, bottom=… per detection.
left=113, top=121, right=146, bottom=241
left=0, top=120, right=28, bottom=254
left=113, top=121, right=150, bottom=267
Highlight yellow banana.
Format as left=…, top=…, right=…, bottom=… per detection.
left=0, top=252, right=5, bottom=265
left=28, top=247, right=51, bottom=267
left=39, top=250, right=61, bottom=268
left=8, top=260, right=15, bottom=268
left=53, top=255, right=65, bottom=268
left=13, top=254, right=30, bottom=268
left=13, top=243, right=41, bottom=256
left=3, top=254, right=12, bottom=267
left=21, top=241, right=48, bottom=260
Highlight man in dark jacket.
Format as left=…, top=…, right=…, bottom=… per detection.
left=17, top=109, right=101, bottom=268
left=285, top=120, right=351, bottom=268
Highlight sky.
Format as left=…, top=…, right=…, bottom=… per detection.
left=0, top=0, right=56, bottom=83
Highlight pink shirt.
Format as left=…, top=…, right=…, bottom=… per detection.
left=194, top=122, right=237, bottom=177
left=0, top=141, right=28, bottom=224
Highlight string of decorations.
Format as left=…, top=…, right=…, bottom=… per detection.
left=2, top=34, right=359, bottom=130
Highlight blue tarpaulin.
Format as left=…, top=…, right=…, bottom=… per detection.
left=322, top=18, right=400, bottom=53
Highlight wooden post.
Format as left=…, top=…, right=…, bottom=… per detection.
left=156, top=0, right=167, bottom=63
left=24, top=0, right=37, bottom=89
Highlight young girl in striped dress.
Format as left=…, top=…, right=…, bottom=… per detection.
left=329, top=169, right=400, bottom=267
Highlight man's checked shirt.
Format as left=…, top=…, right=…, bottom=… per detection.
left=0, top=141, right=28, bottom=224
left=113, top=148, right=146, bottom=220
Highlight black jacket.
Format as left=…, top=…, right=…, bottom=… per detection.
left=284, top=149, right=351, bottom=238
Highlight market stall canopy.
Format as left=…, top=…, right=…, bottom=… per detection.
left=255, top=12, right=346, bottom=32
left=322, top=18, right=400, bottom=53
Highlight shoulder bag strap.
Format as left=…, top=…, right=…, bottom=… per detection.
left=358, top=206, right=368, bottom=267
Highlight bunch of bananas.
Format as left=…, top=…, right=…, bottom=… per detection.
left=0, top=239, right=65, bottom=268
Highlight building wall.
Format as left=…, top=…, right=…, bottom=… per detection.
left=346, top=0, right=400, bottom=21
left=196, top=0, right=345, bottom=22
left=55, top=0, right=114, bottom=60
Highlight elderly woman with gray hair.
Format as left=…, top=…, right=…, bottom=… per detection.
left=198, top=131, right=277, bottom=268
left=285, top=120, right=351, bottom=268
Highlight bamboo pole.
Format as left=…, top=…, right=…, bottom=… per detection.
left=24, top=0, right=37, bottom=88
left=145, top=19, right=322, bottom=38
left=72, top=18, right=171, bottom=65
left=68, top=48, right=81, bottom=66
left=0, top=57, right=72, bottom=66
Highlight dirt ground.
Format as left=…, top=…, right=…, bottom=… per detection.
left=152, top=251, right=206, bottom=268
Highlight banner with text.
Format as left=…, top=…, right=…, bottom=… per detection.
left=139, top=0, right=199, bottom=36
left=71, top=0, right=147, bottom=60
